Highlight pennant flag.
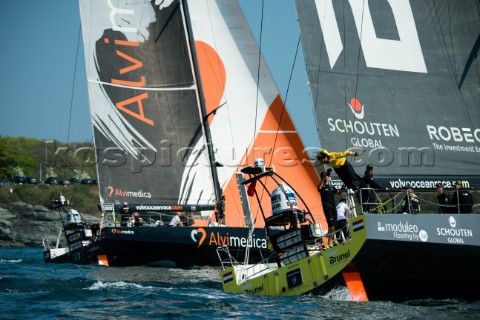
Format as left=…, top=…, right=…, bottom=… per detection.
left=247, top=180, right=257, bottom=197
left=223, top=271, right=233, bottom=284
left=352, top=219, right=364, bottom=232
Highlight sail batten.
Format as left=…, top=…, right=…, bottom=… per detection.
left=87, top=79, right=197, bottom=91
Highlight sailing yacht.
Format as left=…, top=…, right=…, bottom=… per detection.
left=295, top=0, right=480, bottom=300
left=43, top=0, right=329, bottom=268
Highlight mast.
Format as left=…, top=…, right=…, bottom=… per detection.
left=181, top=0, right=223, bottom=211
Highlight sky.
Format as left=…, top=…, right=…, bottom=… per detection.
left=0, top=0, right=319, bottom=149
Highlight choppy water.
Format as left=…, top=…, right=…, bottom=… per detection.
left=0, top=247, right=478, bottom=319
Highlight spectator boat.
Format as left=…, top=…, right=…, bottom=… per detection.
left=43, top=196, right=102, bottom=264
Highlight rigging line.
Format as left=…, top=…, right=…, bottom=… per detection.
left=343, top=0, right=348, bottom=150
left=431, top=0, right=458, bottom=83
left=268, top=35, right=302, bottom=168
left=252, top=0, right=265, bottom=162
left=66, top=24, right=82, bottom=145
left=313, top=0, right=328, bottom=146
left=256, top=36, right=302, bottom=225
left=458, top=0, right=480, bottom=89
left=458, top=33, right=480, bottom=89
left=446, top=1, right=457, bottom=81
left=351, top=0, right=366, bottom=149
left=78, top=138, right=95, bottom=183
left=201, top=1, right=236, bottom=151
left=429, top=0, right=476, bottom=128
left=253, top=7, right=303, bottom=221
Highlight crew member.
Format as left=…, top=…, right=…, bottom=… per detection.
left=316, top=149, right=366, bottom=191
left=318, top=171, right=339, bottom=246
left=169, top=212, right=184, bottom=227
left=435, top=184, right=450, bottom=214
left=120, top=203, right=130, bottom=226
left=336, top=198, right=351, bottom=242
left=401, top=185, right=420, bottom=214
left=362, top=164, right=387, bottom=212
left=363, top=164, right=384, bottom=190
left=215, top=195, right=226, bottom=225
left=451, top=182, right=474, bottom=214
left=132, top=212, right=143, bottom=227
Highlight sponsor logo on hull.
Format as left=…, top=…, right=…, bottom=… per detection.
left=375, top=216, right=475, bottom=244
left=190, top=228, right=267, bottom=249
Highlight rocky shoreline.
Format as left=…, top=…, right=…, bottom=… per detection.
left=0, top=202, right=100, bottom=247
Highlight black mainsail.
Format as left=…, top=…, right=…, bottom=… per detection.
left=295, top=0, right=480, bottom=301
left=295, top=0, right=480, bottom=188
left=80, top=0, right=217, bottom=208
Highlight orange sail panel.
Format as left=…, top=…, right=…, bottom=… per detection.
left=220, top=96, right=324, bottom=228
left=189, top=0, right=325, bottom=228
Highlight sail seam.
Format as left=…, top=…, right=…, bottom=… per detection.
left=87, top=79, right=196, bottom=91
left=259, top=130, right=298, bottom=134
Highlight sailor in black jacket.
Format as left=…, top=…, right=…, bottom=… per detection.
left=451, top=183, right=474, bottom=214
left=435, top=184, right=450, bottom=214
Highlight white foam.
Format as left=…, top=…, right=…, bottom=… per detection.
left=322, top=286, right=354, bottom=301
left=87, top=280, right=154, bottom=291
left=0, top=259, right=23, bottom=264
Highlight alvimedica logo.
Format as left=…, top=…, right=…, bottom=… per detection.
left=107, top=186, right=152, bottom=199
left=191, top=230, right=267, bottom=249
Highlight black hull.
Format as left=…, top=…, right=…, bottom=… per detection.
left=45, top=226, right=272, bottom=268
left=102, top=226, right=271, bottom=267
left=354, top=239, right=480, bottom=301
left=353, top=214, right=480, bottom=301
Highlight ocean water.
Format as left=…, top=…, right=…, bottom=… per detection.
left=0, top=248, right=478, bottom=319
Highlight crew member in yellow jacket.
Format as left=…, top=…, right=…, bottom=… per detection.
left=316, top=149, right=366, bottom=191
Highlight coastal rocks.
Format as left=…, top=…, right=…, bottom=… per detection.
left=0, top=202, right=100, bottom=247
left=0, top=207, right=16, bottom=242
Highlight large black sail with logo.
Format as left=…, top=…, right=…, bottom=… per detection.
left=295, top=0, right=480, bottom=186
left=79, top=0, right=216, bottom=206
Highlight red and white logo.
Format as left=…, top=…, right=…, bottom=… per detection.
left=106, top=185, right=152, bottom=199
left=107, top=186, right=114, bottom=198
left=348, top=98, right=365, bottom=120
